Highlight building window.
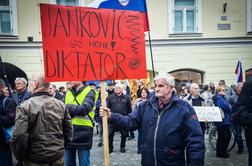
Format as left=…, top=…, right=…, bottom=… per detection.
left=57, top=0, right=78, bottom=6
left=0, top=0, right=18, bottom=36
left=169, top=0, right=202, bottom=34
left=51, top=0, right=85, bottom=6
left=248, top=0, right=252, bottom=32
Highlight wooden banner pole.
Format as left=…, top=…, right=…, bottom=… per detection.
left=101, top=81, right=110, bottom=166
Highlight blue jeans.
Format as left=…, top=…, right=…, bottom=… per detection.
left=0, top=150, right=13, bottom=166
left=64, top=148, right=90, bottom=166
left=234, top=124, right=244, bottom=150
left=137, top=128, right=142, bottom=153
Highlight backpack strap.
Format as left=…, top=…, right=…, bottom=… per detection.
left=73, top=93, right=95, bottom=127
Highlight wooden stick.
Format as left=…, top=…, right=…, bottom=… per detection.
left=101, top=81, right=110, bottom=166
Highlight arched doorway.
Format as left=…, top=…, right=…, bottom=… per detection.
left=0, top=62, right=28, bottom=89
left=169, top=68, right=204, bottom=90
left=245, top=68, right=252, bottom=81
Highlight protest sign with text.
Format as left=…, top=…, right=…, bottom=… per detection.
left=40, top=4, right=146, bottom=82
left=193, top=106, right=223, bottom=122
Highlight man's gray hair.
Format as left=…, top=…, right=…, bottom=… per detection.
left=114, top=82, right=124, bottom=89
left=37, top=74, right=50, bottom=88
left=15, top=77, right=28, bottom=86
left=154, top=73, right=175, bottom=87
left=31, top=73, right=50, bottom=89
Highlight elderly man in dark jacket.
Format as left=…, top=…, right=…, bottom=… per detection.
left=10, top=74, right=73, bottom=166
left=101, top=73, right=205, bottom=166
left=185, top=83, right=206, bottom=140
left=107, top=83, right=132, bottom=153
left=12, top=77, right=30, bottom=106
left=235, top=79, right=252, bottom=166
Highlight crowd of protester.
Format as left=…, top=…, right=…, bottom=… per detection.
left=0, top=74, right=251, bottom=166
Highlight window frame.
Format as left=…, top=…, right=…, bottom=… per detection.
left=248, top=0, right=252, bottom=32
left=50, top=0, right=85, bottom=6
left=0, top=0, right=18, bottom=36
left=168, top=0, right=202, bottom=35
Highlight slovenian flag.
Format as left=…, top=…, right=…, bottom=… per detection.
left=235, top=61, right=243, bottom=83
left=90, top=0, right=149, bottom=32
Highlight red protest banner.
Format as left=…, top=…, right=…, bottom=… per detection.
left=40, top=4, right=147, bottom=82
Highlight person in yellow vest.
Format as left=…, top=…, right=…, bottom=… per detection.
left=64, top=81, right=98, bottom=166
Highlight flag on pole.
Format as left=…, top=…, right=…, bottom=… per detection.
left=90, top=0, right=149, bottom=31
left=235, top=61, right=243, bottom=83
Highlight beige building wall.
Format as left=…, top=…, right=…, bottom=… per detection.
left=0, top=47, right=44, bottom=74
left=10, top=0, right=251, bottom=41
left=145, top=43, right=252, bottom=85
left=17, top=0, right=42, bottom=41
left=202, top=0, right=247, bottom=38
left=148, top=0, right=249, bottom=39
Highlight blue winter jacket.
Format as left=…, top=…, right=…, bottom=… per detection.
left=110, top=92, right=205, bottom=166
left=12, top=89, right=30, bottom=106
left=213, top=94, right=232, bottom=126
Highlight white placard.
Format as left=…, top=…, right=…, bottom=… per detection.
left=193, top=106, right=223, bottom=122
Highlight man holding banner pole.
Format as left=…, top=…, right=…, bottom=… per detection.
left=40, top=3, right=148, bottom=165
left=100, top=73, right=205, bottom=166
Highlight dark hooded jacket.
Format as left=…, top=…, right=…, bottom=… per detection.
left=0, top=95, right=16, bottom=151
left=109, top=92, right=205, bottom=166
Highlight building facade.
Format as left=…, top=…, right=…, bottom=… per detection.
left=0, top=0, right=252, bottom=87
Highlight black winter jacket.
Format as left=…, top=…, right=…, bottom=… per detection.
left=236, top=80, right=252, bottom=147
left=235, top=79, right=252, bottom=126
left=0, top=95, right=16, bottom=151
left=107, top=93, right=132, bottom=116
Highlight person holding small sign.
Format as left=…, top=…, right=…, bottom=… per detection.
left=185, top=83, right=207, bottom=140
left=100, top=73, right=205, bottom=166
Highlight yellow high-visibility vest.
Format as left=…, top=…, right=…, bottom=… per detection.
left=65, top=86, right=99, bottom=127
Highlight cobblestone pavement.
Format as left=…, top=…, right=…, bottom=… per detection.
left=90, top=132, right=248, bottom=166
